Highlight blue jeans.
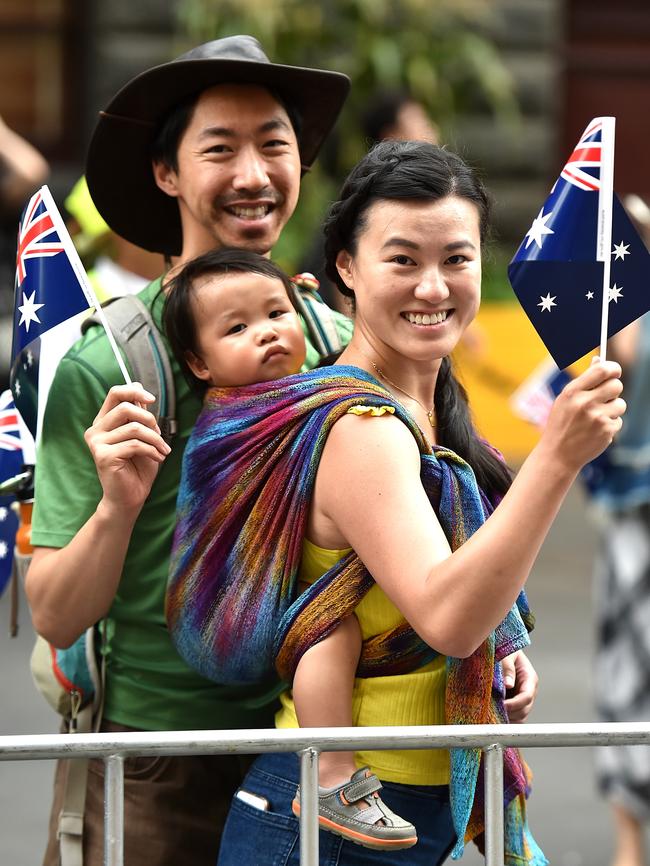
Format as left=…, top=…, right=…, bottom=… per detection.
left=217, top=752, right=456, bottom=866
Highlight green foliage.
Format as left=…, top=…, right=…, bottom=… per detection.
left=175, top=0, right=519, bottom=272
left=481, top=245, right=516, bottom=302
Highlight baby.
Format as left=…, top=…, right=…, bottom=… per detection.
left=163, top=247, right=416, bottom=850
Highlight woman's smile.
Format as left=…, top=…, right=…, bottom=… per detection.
left=401, top=309, right=452, bottom=327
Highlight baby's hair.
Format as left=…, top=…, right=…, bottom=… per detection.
left=162, top=247, right=296, bottom=393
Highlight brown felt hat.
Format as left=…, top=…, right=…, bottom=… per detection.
left=85, top=35, right=350, bottom=255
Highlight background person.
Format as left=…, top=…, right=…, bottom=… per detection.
left=592, top=196, right=650, bottom=866
left=24, top=35, right=350, bottom=866
left=361, top=88, right=440, bottom=147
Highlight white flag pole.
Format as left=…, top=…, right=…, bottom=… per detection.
left=596, top=117, right=616, bottom=362
left=38, top=185, right=132, bottom=385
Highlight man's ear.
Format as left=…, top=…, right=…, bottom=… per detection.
left=153, top=160, right=180, bottom=198
left=336, top=250, right=354, bottom=290
left=185, top=350, right=212, bottom=383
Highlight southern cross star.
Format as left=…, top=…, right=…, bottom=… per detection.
left=612, top=241, right=630, bottom=261
left=525, top=208, right=555, bottom=249
left=17, top=290, right=44, bottom=332
left=538, top=293, right=557, bottom=312
left=608, top=283, right=624, bottom=303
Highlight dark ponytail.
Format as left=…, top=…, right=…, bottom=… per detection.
left=434, top=358, right=512, bottom=496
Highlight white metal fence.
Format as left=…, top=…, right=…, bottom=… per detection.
left=3, top=722, right=650, bottom=866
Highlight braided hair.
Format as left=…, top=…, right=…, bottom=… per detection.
left=323, top=140, right=511, bottom=496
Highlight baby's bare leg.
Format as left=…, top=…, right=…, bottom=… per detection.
left=292, top=614, right=362, bottom=788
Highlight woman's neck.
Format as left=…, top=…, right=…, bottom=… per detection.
left=338, top=337, right=442, bottom=446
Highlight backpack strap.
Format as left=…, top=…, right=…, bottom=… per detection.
left=82, top=296, right=177, bottom=443
left=291, top=273, right=344, bottom=357
left=56, top=623, right=106, bottom=866
left=57, top=715, right=91, bottom=866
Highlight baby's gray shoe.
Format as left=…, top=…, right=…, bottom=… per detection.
left=292, top=766, right=417, bottom=850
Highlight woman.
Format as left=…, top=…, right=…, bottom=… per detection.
left=189, top=140, right=624, bottom=866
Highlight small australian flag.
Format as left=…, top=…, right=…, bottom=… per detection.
left=0, top=390, right=24, bottom=598
left=508, top=118, right=650, bottom=370
left=10, top=186, right=96, bottom=436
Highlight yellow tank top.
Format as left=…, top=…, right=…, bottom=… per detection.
left=275, top=538, right=450, bottom=785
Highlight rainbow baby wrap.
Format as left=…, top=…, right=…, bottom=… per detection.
left=166, top=365, right=546, bottom=865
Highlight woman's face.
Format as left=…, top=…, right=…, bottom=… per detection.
left=336, top=196, right=482, bottom=364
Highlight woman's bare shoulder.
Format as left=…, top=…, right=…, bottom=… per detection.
left=319, top=409, right=422, bottom=482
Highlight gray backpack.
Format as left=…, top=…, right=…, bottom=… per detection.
left=82, top=294, right=177, bottom=442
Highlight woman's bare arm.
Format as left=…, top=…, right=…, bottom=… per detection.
left=310, top=360, right=624, bottom=658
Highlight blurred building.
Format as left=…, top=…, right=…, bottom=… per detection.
left=2, top=1, right=649, bottom=246
left=2, top=1, right=649, bottom=461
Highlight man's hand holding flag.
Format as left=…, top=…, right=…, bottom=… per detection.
left=0, top=389, right=25, bottom=599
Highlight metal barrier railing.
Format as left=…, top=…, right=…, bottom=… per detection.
left=3, top=722, right=650, bottom=866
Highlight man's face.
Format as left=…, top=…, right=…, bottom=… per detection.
left=154, top=84, right=302, bottom=261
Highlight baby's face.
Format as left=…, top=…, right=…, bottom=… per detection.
left=185, top=271, right=306, bottom=387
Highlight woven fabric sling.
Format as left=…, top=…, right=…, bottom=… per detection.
left=166, top=366, right=545, bottom=865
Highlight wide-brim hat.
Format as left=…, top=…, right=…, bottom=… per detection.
left=86, top=35, right=350, bottom=255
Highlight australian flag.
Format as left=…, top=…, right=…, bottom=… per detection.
left=0, top=390, right=25, bottom=482
left=0, top=494, right=18, bottom=596
left=0, top=390, right=24, bottom=597
left=509, top=118, right=650, bottom=370
left=11, top=186, right=96, bottom=437
left=510, top=358, right=572, bottom=428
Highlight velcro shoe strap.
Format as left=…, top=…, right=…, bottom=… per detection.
left=353, top=802, right=385, bottom=824
left=342, top=773, right=382, bottom=803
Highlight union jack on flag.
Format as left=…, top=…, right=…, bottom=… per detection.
left=560, top=118, right=603, bottom=192
left=15, top=189, right=65, bottom=286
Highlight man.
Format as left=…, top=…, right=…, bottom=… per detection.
left=24, top=35, right=350, bottom=866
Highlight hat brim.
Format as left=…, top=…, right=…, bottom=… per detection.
left=86, top=57, right=350, bottom=255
